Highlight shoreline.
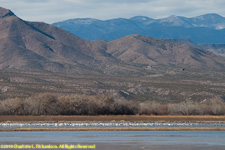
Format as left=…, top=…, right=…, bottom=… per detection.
left=1, top=115, right=225, bottom=131
left=1, top=127, right=225, bottom=132
left=1, top=115, right=225, bottom=123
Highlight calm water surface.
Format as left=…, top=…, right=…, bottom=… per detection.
left=0, top=131, right=225, bottom=150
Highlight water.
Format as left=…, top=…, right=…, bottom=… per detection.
left=0, top=131, right=225, bottom=150
left=1, top=122, right=225, bottom=129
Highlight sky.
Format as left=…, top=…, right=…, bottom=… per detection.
left=0, top=0, right=225, bottom=23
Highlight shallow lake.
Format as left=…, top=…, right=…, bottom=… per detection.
left=0, top=131, right=225, bottom=150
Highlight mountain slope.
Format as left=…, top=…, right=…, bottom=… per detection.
left=199, top=43, right=225, bottom=57
left=53, top=14, right=225, bottom=43
left=107, top=35, right=225, bottom=69
left=53, top=17, right=143, bottom=41
left=0, top=7, right=155, bottom=75
left=0, top=7, right=225, bottom=75
left=0, top=7, right=124, bottom=74
left=167, top=39, right=225, bottom=57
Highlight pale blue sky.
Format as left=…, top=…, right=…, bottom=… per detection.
left=0, top=0, right=224, bottom=23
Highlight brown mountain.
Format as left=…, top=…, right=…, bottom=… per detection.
left=168, top=39, right=225, bottom=57
left=107, top=35, right=225, bottom=69
left=0, top=7, right=225, bottom=75
left=0, top=7, right=104, bottom=74
left=0, top=7, right=148, bottom=75
left=199, top=43, right=225, bottom=57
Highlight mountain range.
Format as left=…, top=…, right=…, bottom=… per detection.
left=1, top=7, right=225, bottom=102
left=0, top=6, right=225, bottom=75
left=53, top=14, right=225, bottom=44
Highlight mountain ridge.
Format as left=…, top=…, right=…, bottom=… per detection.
left=0, top=7, right=15, bottom=18
left=0, top=7, right=225, bottom=75
left=107, top=34, right=225, bottom=68
left=53, top=13, right=225, bottom=43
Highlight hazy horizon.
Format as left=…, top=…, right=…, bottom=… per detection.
left=0, top=0, right=224, bottom=23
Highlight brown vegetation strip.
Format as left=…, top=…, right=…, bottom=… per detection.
left=1, top=115, right=225, bottom=123
left=1, top=127, right=225, bottom=132
left=2, top=93, right=225, bottom=116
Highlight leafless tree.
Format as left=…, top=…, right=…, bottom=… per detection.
left=0, top=98, right=24, bottom=115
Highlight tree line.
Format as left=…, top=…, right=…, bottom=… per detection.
left=0, top=93, right=225, bottom=115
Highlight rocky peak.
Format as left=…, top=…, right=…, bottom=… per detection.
left=159, top=15, right=189, bottom=27
left=0, top=7, right=15, bottom=18
left=194, top=13, right=224, bottom=20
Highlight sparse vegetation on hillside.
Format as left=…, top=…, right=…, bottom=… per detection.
left=1, top=6, right=225, bottom=74
left=0, top=93, right=225, bottom=115
left=0, top=7, right=225, bottom=114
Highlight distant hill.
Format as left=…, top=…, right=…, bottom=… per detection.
left=199, top=43, right=225, bottom=57
left=1, top=6, right=225, bottom=76
left=53, top=14, right=225, bottom=44
left=168, top=39, right=225, bottom=57
left=107, top=35, right=225, bottom=69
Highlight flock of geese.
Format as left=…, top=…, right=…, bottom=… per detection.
left=0, top=122, right=224, bottom=128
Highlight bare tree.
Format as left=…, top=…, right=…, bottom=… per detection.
left=0, top=98, right=24, bottom=115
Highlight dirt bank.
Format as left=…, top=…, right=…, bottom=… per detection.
left=1, top=115, right=225, bottom=123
